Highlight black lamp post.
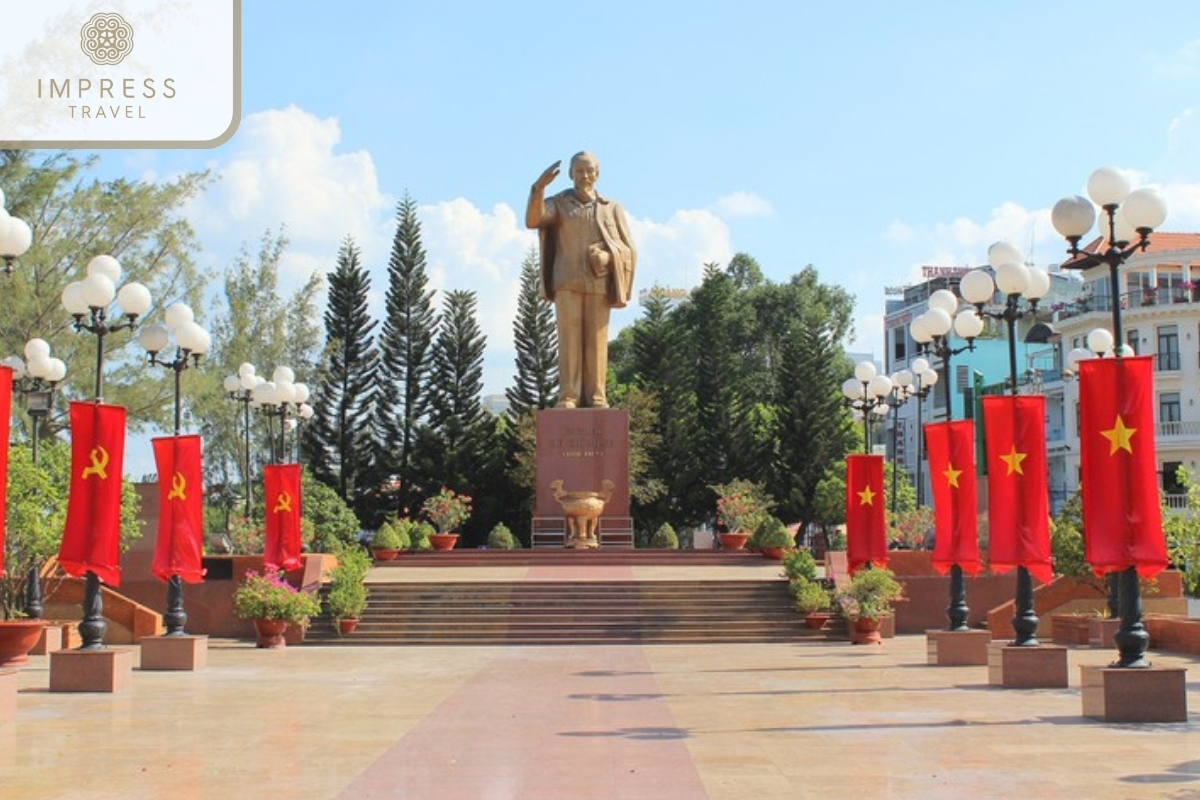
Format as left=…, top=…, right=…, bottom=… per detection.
left=224, top=364, right=259, bottom=522
left=1052, top=167, right=1168, bottom=669
left=138, top=304, right=210, bottom=637
left=0, top=189, right=33, bottom=275
left=3, top=339, right=67, bottom=619
left=909, top=289, right=983, bottom=631
left=907, top=357, right=939, bottom=508
left=61, top=255, right=152, bottom=651
left=959, top=244, right=1051, bottom=646
left=841, top=361, right=893, bottom=455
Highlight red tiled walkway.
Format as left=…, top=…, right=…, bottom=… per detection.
left=336, top=646, right=707, bottom=799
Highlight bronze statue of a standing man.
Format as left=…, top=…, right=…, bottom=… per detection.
left=525, top=152, right=636, bottom=409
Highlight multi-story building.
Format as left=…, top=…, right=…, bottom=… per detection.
left=882, top=265, right=1078, bottom=505
left=1045, top=232, right=1200, bottom=512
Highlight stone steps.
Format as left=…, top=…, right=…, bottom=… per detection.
left=306, top=578, right=843, bottom=646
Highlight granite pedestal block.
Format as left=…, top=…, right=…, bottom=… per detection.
left=988, top=642, right=1069, bottom=688
left=139, top=635, right=208, bottom=671
left=30, top=624, right=63, bottom=655
left=1089, top=618, right=1120, bottom=649
left=926, top=629, right=992, bottom=665
left=49, top=648, right=133, bottom=693
left=1081, top=665, right=1188, bottom=722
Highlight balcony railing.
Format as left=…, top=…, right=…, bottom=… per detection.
left=1052, top=287, right=1199, bottom=320
left=1157, top=420, right=1200, bottom=438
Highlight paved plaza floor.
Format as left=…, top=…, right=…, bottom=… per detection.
left=2, top=634, right=1199, bottom=800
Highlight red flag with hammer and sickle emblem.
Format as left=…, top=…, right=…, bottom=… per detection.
left=263, top=463, right=302, bottom=571
left=0, top=366, right=11, bottom=577
left=59, top=401, right=126, bottom=586
left=151, top=435, right=206, bottom=584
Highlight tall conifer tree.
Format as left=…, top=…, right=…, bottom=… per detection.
left=371, top=194, right=437, bottom=519
left=304, top=236, right=379, bottom=518
left=505, top=247, right=558, bottom=419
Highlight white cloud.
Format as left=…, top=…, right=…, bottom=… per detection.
left=713, top=191, right=774, bottom=218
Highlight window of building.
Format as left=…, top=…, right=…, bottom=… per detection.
left=1160, top=392, right=1182, bottom=425
left=891, top=326, right=907, bottom=363
left=1126, top=328, right=1139, bottom=355
left=1157, top=325, right=1180, bottom=371
left=1163, top=461, right=1185, bottom=495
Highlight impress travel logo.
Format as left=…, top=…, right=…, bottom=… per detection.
left=0, top=1, right=241, bottom=149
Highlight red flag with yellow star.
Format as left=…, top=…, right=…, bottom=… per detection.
left=0, top=366, right=11, bottom=577
left=59, top=401, right=126, bottom=586
left=1078, top=355, right=1167, bottom=578
left=925, top=420, right=981, bottom=576
left=151, top=435, right=207, bottom=584
left=845, top=454, right=888, bottom=573
left=982, top=395, right=1052, bottom=583
left=263, top=463, right=303, bottom=572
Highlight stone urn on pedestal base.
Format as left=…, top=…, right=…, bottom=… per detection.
left=551, top=479, right=615, bottom=549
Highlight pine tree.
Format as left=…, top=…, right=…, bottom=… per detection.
left=505, top=247, right=558, bottom=419
left=304, top=236, right=379, bottom=518
left=414, top=290, right=499, bottom=540
left=370, top=194, right=437, bottom=520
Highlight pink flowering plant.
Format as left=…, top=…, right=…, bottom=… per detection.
left=711, top=479, right=773, bottom=534
left=422, top=487, right=473, bottom=534
left=232, top=570, right=320, bottom=623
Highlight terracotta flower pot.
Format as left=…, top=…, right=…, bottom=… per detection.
left=429, top=533, right=460, bottom=551
left=804, top=612, right=833, bottom=630
left=0, top=620, right=47, bottom=667
left=338, top=618, right=359, bottom=635
left=253, top=619, right=289, bottom=649
left=851, top=616, right=883, bottom=645
left=371, top=548, right=401, bottom=562
left=718, top=532, right=750, bottom=551
left=761, top=547, right=789, bottom=560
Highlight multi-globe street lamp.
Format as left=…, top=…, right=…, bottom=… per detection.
left=2, top=339, right=67, bottom=619
left=909, top=288, right=984, bottom=631
left=138, top=303, right=210, bottom=636
left=0, top=187, right=33, bottom=275
left=840, top=361, right=896, bottom=454
left=224, top=363, right=260, bottom=520
left=1052, top=167, right=1168, bottom=669
left=906, top=357, right=939, bottom=507
left=250, top=366, right=312, bottom=465
left=959, top=244, right=1051, bottom=646
left=61, top=255, right=152, bottom=651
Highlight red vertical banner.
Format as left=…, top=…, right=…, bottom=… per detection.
left=263, top=464, right=302, bottom=572
left=59, top=401, right=126, bottom=586
left=1078, top=356, right=1167, bottom=577
left=982, top=396, right=1052, bottom=582
left=0, top=366, right=11, bottom=577
left=925, top=420, right=981, bottom=576
left=845, top=454, right=888, bottom=573
left=151, top=435, right=207, bottom=583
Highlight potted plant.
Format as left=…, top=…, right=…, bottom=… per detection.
left=232, top=569, right=321, bottom=648
left=649, top=523, right=679, bottom=549
left=790, top=579, right=835, bottom=629
left=754, top=517, right=794, bottom=560
left=836, top=567, right=904, bottom=645
left=325, top=547, right=370, bottom=634
left=422, top=487, right=472, bottom=551
left=712, top=479, right=773, bottom=551
left=781, top=548, right=820, bottom=583
left=486, top=523, right=520, bottom=549
left=369, top=520, right=407, bottom=562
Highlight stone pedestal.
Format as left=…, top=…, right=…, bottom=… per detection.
left=139, top=635, right=208, bottom=671
left=0, top=668, right=17, bottom=723
left=926, top=629, right=991, bottom=666
left=30, top=624, right=63, bottom=656
left=988, top=642, right=1069, bottom=688
left=1089, top=618, right=1120, bottom=649
left=49, top=649, right=133, bottom=693
left=534, top=409, right=630, bottom=548
left=1081, top=665, right=1188, bottom=722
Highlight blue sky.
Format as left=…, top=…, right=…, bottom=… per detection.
left=83, top=1, right=1200, bottom=472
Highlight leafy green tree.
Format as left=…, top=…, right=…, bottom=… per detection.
left=193, top=229, right=323, bottom=512
left=371, top=194, right=437, bottom=522
left=1163, top=465, right=1200, bottom=597
left=303, top=236, right=378, bottom=518
left=505, top=247, right=557, bottom=418
left=0, top=149, right=209, bottom=434
left=301, top=468, right=362, bottom=553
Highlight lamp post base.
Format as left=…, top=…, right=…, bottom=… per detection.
left=1081, top=665, right=1187, bottom=722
